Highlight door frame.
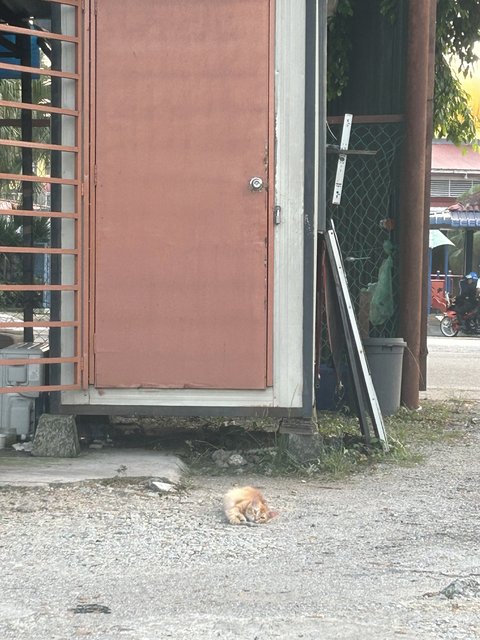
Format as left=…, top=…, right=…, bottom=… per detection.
left=60, top=0, right=319, bottom=416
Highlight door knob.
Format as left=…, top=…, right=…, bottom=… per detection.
left=249, top=176, right=264, bottom=192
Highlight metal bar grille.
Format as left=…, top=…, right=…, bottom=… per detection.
left=0, top=24, right=80, bottom=44
left=0, top=247, right=79, bottom=254
left=0, top=209, right=78, bottom=219
left=46, top=0, right=80, bottom=5
left=0, top=356, right=78, bottom=366
left=0, top=0, right=84, bottom=395
left=0, top=321, right=78, bottom=328
left=0, top=285, right=79, bottom=291
left=0, top=62, right=78, bottom=80
left=0, top=139, right=78, bottom=152
left=0, top=173, right=77, bottom=185
left=0, top=99, right=78, bottom=116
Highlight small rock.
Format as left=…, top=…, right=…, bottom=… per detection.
left=440, top=578, right=480, bottom=599
left=71, top=603, right=111, bottom=614
left=12, top=442, right=32, bottom=452
left=149, top=481, right=177, bottom=494
left=152, top=476, right=178, bottom=485
left=228, top=453, right=247, bottom=467
left=212, top=449, right=228, bottom=462
left=212, top=449, right=230, bottom=468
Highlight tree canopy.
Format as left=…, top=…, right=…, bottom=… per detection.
left=434, top=0, right=480, bottom=143
left=328, top=0, right=480, bottom=144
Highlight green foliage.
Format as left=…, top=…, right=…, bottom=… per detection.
left=326, top=0, right=354, bottom=101
left=0, top=77, right=51, bottom=202
left=436, top=0, right=480, bottom=74
left=434, top=0, right=480, bottom=143
left=327, top=0, right=397, bottom=102
left=0, top=215, right=50, bottom=308
left=434, top=56, right=478, bottom=144
left=327, top=0, right=480, bottom=145
left=379, top=0, right=397, bottom=22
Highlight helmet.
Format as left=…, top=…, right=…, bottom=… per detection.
left=466, top=271, right=478, bottom=279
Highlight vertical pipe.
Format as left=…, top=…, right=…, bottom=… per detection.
left=314, top=0, right=327, bottom=393
left=303, top=0, right=318, bottom=415
left=427, top=248, right=432, bottom=313
left=419, top=0, right=437, bottom=390
left=20, top=35, right=34, bottom=342
left=465, top=230, right=473, bottom=274
left=443, top=246, right=449, bottom=291
left=50, top=4, right=62, bottom=391
left=399, top=0, right=431, bottom=408
left=317, top=0, right=327, bottom=232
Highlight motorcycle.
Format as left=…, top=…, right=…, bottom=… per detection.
left=437, top=303, right=480, bottom=337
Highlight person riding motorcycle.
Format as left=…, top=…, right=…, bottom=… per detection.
left=454, top=271, right=479, bottom=332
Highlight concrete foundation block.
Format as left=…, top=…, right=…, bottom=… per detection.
left=286, top=433, right=324, bottom=463
left=278, top=417, right=324, bottom=463
left=32, top=414, right=80, bottom=458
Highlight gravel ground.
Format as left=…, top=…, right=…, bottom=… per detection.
left=1, top=418, right=480, bottom=640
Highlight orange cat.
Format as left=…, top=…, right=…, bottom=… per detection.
left=223, top=486, right=278, bottom=525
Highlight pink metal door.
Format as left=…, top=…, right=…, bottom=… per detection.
left=93, top=0, right=272, bottom=389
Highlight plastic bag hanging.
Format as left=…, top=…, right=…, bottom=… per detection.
left=369, top=240, right=394, bottom=326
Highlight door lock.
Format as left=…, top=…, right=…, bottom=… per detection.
left=249, top=176, right=264, bottom=192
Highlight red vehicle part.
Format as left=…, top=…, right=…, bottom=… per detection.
left=439, top=308, right=460, bottom=337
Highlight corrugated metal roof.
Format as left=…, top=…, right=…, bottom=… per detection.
left=430, top=210, right=480, bottom=228
left=432, top=142, right=480, bottom=173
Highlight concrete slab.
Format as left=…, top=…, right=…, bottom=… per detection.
left=0, top=448, right=185, bottom=487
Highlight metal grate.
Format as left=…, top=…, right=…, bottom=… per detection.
left=431, top=178, right=480, bottom=198
left=0, top=0, right=84, bottom=393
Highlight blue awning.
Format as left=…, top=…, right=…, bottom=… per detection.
left=430, top=210, right=480, bottom=228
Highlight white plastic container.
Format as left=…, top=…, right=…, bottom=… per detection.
left=0, top=343, right=45, bottom=437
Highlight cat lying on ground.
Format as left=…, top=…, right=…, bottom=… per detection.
left=223, top=486, right=278, bottom=525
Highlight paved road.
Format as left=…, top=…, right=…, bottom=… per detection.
left=425, top=334, right=480, bottom=400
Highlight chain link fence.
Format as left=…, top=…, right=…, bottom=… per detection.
left=325, top=120, right=404, bottom=347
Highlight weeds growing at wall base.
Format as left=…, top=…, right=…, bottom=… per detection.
left=183, top=400, right=475, bottom=479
